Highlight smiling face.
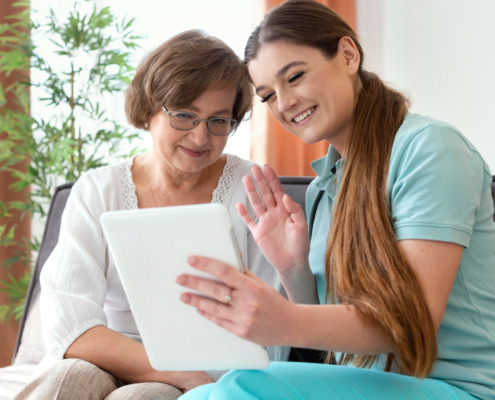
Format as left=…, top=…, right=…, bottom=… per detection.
left=248, top=38, right=361, bottom=154
left=148, top=85, right=236, bottom=176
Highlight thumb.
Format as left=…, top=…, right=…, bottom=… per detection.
left=282, top=193, right=306, bottom=225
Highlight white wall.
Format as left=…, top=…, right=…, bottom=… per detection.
left=357, top=0, right=495, bottom=171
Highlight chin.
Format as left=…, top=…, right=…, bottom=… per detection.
left=291, top=129, right=321, bottom=145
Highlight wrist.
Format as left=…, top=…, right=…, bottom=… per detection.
left=278, top=260, right=311, bottom=286
left=278, top=262, right=318, bottom=304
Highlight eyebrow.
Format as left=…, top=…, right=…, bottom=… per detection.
left=255, top=61, right=307, bottom=94
left=182, top=105, right=232, bottom=116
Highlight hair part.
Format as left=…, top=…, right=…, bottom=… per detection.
left=245, top=0, right=363, bottom=71
left=126, top=29, right=253, bottom=130
left=246, top=0, right=437, bottom=377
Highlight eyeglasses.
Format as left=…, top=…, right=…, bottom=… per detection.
left=162, top=106, right=238, bottom=136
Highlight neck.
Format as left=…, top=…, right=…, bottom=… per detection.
left=145, top=153, right=226, bottom=206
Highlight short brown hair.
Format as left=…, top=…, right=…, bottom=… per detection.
left=125, top=29, right=253, bottom=130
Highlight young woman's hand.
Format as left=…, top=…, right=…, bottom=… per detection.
left=237, top=164, right=310, bottom=276
left=176, top=256, right=296, bottom=346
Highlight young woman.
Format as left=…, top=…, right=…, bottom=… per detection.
left=15, top=30, right=289, bottom=400
left=176, top=1, right=495, bottom=399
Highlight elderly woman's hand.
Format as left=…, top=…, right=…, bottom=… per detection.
left=171, top=371, right=215, bottom=393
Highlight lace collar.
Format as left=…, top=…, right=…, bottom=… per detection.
left=119, top=154, right=241, bottom=210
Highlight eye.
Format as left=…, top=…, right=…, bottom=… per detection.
left=174, top=112, right=196, bottom=121
left=260, top=93, right=274, bottom=103
left=288, top=71, right=304, bottom=83
left=209, top=118, right=229, bottom=127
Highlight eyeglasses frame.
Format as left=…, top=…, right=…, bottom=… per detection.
left=162, top=106, right=238, bottom=137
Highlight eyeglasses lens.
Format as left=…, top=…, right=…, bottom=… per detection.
left=169, top=111, right=236, bottom=136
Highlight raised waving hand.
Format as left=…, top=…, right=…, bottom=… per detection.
left=236, top=165, right=317, bottom=303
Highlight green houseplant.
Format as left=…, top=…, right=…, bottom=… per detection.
left=0, top=0, right=143, bottom=321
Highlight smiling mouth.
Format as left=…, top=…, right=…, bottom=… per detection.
left=180, top=146, right=207, bottom=157
left=293, top=107, right=316, bottom=123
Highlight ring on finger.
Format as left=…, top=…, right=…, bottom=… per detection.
left=224, top=290, right=233, bottom=304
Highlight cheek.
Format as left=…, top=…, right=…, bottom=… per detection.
left=267, top=102, right=284, bottom=121
left=211, top=137, right=229, bottom=151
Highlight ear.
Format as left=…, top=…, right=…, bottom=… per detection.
left=338, top=36, right=360, bottom=74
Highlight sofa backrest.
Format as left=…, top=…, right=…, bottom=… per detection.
left=492, top=175, right=495, bottom=221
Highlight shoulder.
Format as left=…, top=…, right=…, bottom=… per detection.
left=70, top=159, right=133, bottom=206
left=222, top=153, right=257, bottom=183
left=224, top=154, right=256, bottom=175
left=391, top=113, right=491, bottom=179
left=393, top=114, right=485, bottom=163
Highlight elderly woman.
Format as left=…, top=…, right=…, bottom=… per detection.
left=15, top=30, right=288, bottom=400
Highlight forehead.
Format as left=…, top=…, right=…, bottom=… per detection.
left=186, top=85, right=237, bottom=113
left=247, top=40, right=327, bottom=85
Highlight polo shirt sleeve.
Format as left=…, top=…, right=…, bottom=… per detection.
left=389, top=122, right=486, bottom=247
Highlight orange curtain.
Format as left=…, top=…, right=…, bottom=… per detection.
left=0, top=0, right=31, bottom=367
left=250, top=0, right=356, bottom=176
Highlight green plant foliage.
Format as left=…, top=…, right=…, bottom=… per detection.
left=0, top=272, right=31, bottom=322
left=0, top=0, right=143, bottom=322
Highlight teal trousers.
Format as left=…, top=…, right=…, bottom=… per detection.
left=179, top=362, right=478, bottom=400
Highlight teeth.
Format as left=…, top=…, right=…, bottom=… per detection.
left=294, top=107, right=315, bottom=123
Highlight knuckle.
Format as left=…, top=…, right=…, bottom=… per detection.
left=237, top=326, right=251, bottom=339
left=211, top=284, right=223, bottom=298
left=219, top=263, right=234, bottom=277
left=211, top=301, right=223, bottom=316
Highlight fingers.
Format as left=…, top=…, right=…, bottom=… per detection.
left=255, top=164, right=285, bottom=202
left=282, top=193, right=307, bottom=226
left=178, top=256, right=243, bottom=289
left=177, top=273, right=233, bottom=303
left=236, top=202, right=257, bottom=232
left=176, top=258, right=240, bottom=328
left=243, top=165, right=286, bottom=213
left=180, top=291, right=235, bottom=323
left=182, top=294, right=241, bottom=336
left=242, top=174, right=267, bottom=218
left=250, top=165, right=277, bottom=209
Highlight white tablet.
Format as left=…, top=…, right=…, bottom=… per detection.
left=100, top=203, right=269, bottom=371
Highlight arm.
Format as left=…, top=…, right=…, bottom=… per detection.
left=236, top=164, right=318, bottom=304
left=65, top=326, right=214, bottom=391
left=177, top=238, right=461, bottom=354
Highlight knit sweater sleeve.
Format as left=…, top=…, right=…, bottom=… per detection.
left=40, top=168, right=119, bottom=359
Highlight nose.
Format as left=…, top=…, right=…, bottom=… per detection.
left=187, top=120, right=209, bottom=145
left=276, top=89, right=297, bottom=114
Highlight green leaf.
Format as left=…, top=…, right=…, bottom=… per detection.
left=0, top=0, right=143, bottom=320
left=0, top=271, right=31, bottom=322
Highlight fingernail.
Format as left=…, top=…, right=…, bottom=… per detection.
left=187, top=256, right=198, bottom=266
left=180, top=293, right=191, bottom=303
left=176, top=275, right=187, bottom=285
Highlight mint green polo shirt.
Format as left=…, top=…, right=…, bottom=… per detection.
left=306, top=113, right=495, bottom=399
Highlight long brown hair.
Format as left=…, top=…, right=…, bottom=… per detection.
left=245, top=0, right=436, bottom=377
left=125, top=29, right=253, bottom=130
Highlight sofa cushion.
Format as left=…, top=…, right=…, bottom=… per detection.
left=13, top=293, right=46, bottom=365
left=0, top=364, right=37, bottom=400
